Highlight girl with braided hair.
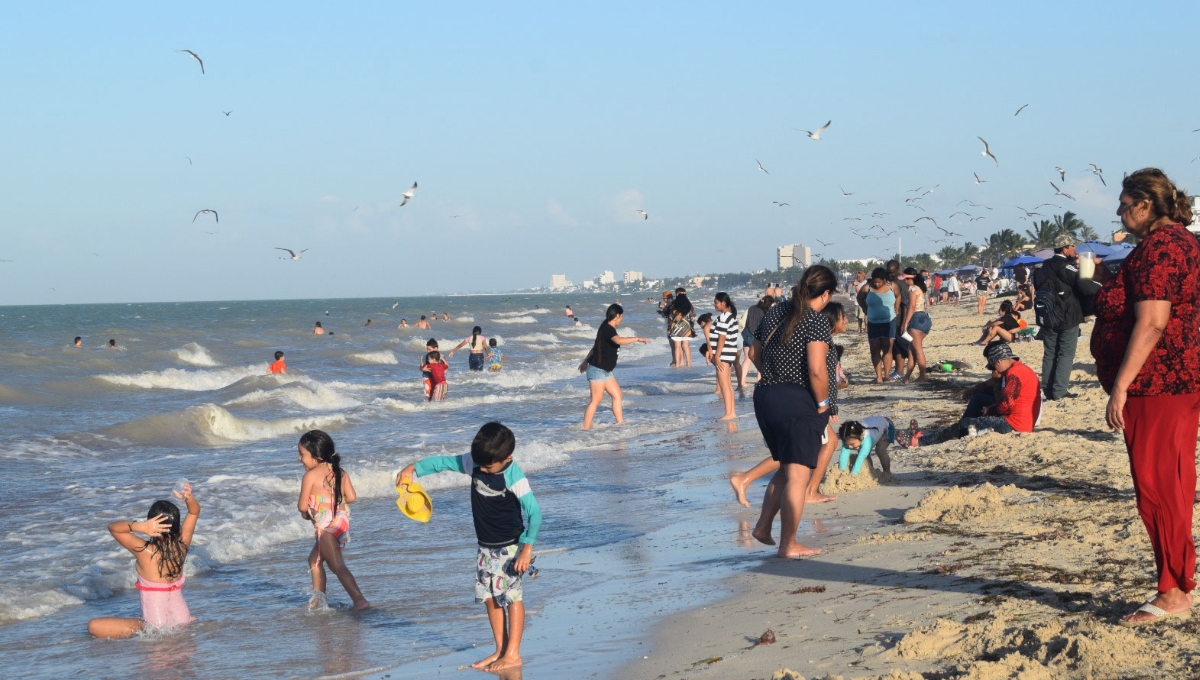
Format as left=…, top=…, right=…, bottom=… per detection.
left=297, top=430, right=368, bottom=610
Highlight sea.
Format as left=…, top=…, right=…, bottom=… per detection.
left=0, top=293, right=813, bottom=679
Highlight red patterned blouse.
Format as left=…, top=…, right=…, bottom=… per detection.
left=1092, top=223, right=1200, bottom=396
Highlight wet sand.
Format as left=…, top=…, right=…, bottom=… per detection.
left=622, top=299, right=1198, bottom=679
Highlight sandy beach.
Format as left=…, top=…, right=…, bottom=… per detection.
left=622, top=298, right=1199, bottom=680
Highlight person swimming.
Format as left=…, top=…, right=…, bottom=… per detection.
left=87, top=484, right=200, bottom=638
left=314, top=321, right=325, bottom=335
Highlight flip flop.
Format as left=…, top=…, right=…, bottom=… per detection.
left=1118, top=601, right=1191, bottom=627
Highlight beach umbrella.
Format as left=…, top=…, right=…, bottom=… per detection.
left=1032, top=248, right=1054, bottom=260
left=958, top=264, right=982, bottom=273
left=1000, top=255, right=1043, bottom=268
left=1076, top=241, right=1116, bottom=258
left=1104, top=242, right=1136, bottom=262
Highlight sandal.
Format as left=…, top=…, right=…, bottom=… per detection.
left=1118, top=600, right=1190, bottom=627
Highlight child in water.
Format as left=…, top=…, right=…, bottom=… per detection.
left=87, top=484, right=200, bottom=638
left=420, top=339, right=438, bottom=401
left=297, top=430, right=368, bottom=610
left=837, top=417, right=903, bottom=475
left=486, top=338, right=503, bottom=372
left=397, top=422, right=541, bottom=672
left=268, top=350, right=286, bottom=374
left=425, top=351, right=449, bottom=401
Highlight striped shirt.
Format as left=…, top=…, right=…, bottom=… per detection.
left=710, top=311, right=740, bottom=363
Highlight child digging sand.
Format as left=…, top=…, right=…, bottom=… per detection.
left=396, top=422, right=542, bottom=671
left=297, top=430, right=369, bottom=610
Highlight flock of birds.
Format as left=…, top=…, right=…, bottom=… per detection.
left=742, top=110, right=1112, bottom=261
left=176, top=50, right=421, bottom=263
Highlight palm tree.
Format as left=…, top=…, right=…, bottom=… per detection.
left=1053, top=211, right=1091, bottom=242
left=1026, top=220, right=1059, bottom=249
left=980, top=229, right=1026, bottom=265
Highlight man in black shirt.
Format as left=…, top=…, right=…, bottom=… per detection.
left=1032, top=235, right=1087, bottom=400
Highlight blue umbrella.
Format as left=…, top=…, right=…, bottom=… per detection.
left=1076, top=241, right=1116, bottom=258
left=1000, top=255, right=1043, bottom=268
left=1104, top=242, right=1136, bottom=262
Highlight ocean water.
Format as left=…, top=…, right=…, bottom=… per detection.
left=0, top=293, right=781, bottom=679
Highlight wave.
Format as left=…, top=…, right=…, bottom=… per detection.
left=103, top=404, right=347, bottom=447
left=346, top=350, right=398, bottom=365
left=511, top=333, right=561, bottom=344
left=97, top=365, right=264, bottom=391
left=492, top=316, right=537, bottom=324
left=173, top=342, right=220, bottom=367
left=456, top=315, right=475, bottom=322
left=224, top=380, right=361, bottom=411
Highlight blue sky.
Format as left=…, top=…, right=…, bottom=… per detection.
left=1, top=1, right=1197, bottom=305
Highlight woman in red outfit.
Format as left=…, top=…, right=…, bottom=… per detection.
left=1093, top=168, right=1200, bottom=626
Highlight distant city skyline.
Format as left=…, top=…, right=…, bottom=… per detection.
left=2, top=2, right=1199, bottom=305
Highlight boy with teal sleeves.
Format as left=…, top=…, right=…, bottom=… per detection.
left=397, top=421, right=541, bottom=672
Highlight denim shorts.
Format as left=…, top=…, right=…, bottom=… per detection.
left=867, top=320, right=896, bottom=340
left=908, top=311, right=932, bottom=334
left=585, top=364, right=614, bottom=382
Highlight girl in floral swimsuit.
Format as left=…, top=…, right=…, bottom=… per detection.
left=297, top=430, right=368, bottom=610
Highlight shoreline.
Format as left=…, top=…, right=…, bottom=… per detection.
left=619, top=302, right=1197, bottom=679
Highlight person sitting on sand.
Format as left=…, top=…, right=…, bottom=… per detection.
left=416, top=316, right=431, bottom=330
left=396, top=422, right=541, bottom=672
left=268, top=351, right=286, bottom=374
left=974, top=300, right=1023, bottom=345
left=913, top=342, right=1041, bottom=446
left=314, top=322, right=325, bottom=335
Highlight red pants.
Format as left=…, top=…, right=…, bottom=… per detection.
left=1123, top=393, right=1200, bottom=594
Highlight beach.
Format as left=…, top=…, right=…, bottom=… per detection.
left=2, top=293, right=1196, bottom=679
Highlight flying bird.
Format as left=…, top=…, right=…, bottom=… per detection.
left=816, top=240, right=836, bottom=247
left=977, top=137, right=998, bottom=165
left=185, top=156, right=192, bottom=165
left=915, top=216, right=938, bottom=227
left=1051, top=182, right=1076, bottom=201
left=948, top=211, right=971, bottom=218
left=756, top=159, right=769, bottom=174
left=275, top=247, right=308, bottom=260
left=1014, top=104, right=1028, bottom=116
left=1055, top=167, right=1066, bottom=182
left=222, top=110, right=232, bottom=116
left=857, top=202, right=873, bottom=206
left=392, top=301, right=400, bottom=309
left=400, top=182, right=418, bottom=206
left=845, top=217, right=862, bottom=221
left=1088, top=164, right=1106, bottom=186
left=796, top=120, right=831, bottom=140
left=973, top=172, right=986, bottom=184
left=970, top=216, right=986, bottom=222
left=922, top=185, right=940, bottom=195
left=908, top=186, right=924, bottom=193
left=203, top=231, right=217, bottom=235
left=636, top=209, right=648, bottom=220
left=192, top=209, right=218, bottom=223
left=839, top=186, right=853, bottom=197
left=178, top=50, right=204, bottom=74
left=772, top=201, right=790, bottom=207
left=1016, top=207, right=1042, bottom=217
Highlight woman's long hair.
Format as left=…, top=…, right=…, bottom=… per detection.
left=782, top=265, right=838, bottom=345
left=137, top=500, right=187, bottom=580
left=714, top=291, right=737, bottom=317
left=1122, top=168, right=1193, bottom=225
left=299, top=430, right=343, bottom=511
left=605, top=304, right=623, bottom=322
left=672, top=293, right=693, bottom=318
left=471, top=326, right=482, bottom=349
left=757, top=295, right=774, bottom=311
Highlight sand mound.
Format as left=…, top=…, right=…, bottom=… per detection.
left=891, top=611, right=1154, bottom=678
left=819, top=463, right=893, bottom=494
left=903, top=483, right=1030, bottom=524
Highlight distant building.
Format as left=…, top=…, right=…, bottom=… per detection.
left=550, top=274, right=571, bottom=290
left=598, top=271, right=616, bottom=285
left=690, top=276, right=707, bottom=289
left=623, top=270, right=644, bottom=283
left=582, top=280, right=596, bottom=289
left=777, top=243, right=812, bottom=270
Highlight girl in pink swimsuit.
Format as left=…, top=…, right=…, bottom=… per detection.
left=297, top=430, right=369, bottom=610
left=87, top=485, right=200, bottom=638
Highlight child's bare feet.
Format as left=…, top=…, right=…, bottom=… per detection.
left=471, top=651, right=502, bottom=669
left=487, top=654, right=523, bottom=671
left=350, top=599, right=370, bottom=611
left=805, top=492, right=837, bottom=504
left=777, top=544, right=821, bottom=558
left=729, top=475, right=751, bottom=508
left=752, top=527, right=776, bottom=545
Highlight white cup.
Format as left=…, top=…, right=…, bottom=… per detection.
left=901, top=332, right=913, bottom=342
left=1078, top=252, right=1096, bottom=280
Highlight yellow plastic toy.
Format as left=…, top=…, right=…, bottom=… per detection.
left=396, top=481, right=432, bottom=522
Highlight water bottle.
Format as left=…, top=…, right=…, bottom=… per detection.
left=172, top=478, right=191, bottom=498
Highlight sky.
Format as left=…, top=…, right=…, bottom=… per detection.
left=2, top=1, right=1198, bottom=305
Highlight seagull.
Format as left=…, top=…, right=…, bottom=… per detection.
left=185, top=156, right=192, bottom=165
left=857, top=202, right=873, bottom=206
left=871, top=212, right=889, bottom=217
left=973, top=172, right=986, bottom=184
left=915, top=216, right=938, bottom=227
left=844, top=217, right=862, bottom=221
left=178, top=50, right=204, bottom=74
left=907, top=204, right=927, bottom=211
left=1055, top=167, right=1066, bottom=182
left=636, top=209, right=648, bottom=220
left=1032, top=203, right=1060, bottom=210
left=203, top=231, right=217, bottom=235
left=839, top=186, right=853, bottom=197
left=448, top=214, right=460, bottom=218
left=756, top=159, right=769, bottom=174
left=969, top=216, right=986, bottom=222
left=816, top=240, right=836, bottom=247
left=936, top=226, right=962, bottom=237
left=772, top=202, right=790, bottom=207
left=899, top=224, right=918, bottom=230
left=922, top=184, right=940, bottom=195
left=1051, top=182, right=1076, bottom=200
left=1016, top=207, right=1042, bottom=217
left=222, top=110, right=232, bottom=116
left=1088, top=163, right=1106, bottom=186
left=400, top=182, right=418, bottom=206
left=869, top=224, right=885, bottom=231
left=392, top=301, right=400, bottom=309
left=192, top=209, right=218, bottom=223
left=904, top=197, right=922, bottom=203
left=275, top=247, right=308, bottom=260
left=796, top=120, right=831, bottom=140
left=948, top=211, right=971, bottom=218
left=1014, top=104, right=1028, bottom=116
left=908, top=186, right=924, bottom=193
left=977, top=137, right=998, bottom=165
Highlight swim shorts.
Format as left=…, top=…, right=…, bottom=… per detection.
left=475, top=544, right=524, bottom=607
